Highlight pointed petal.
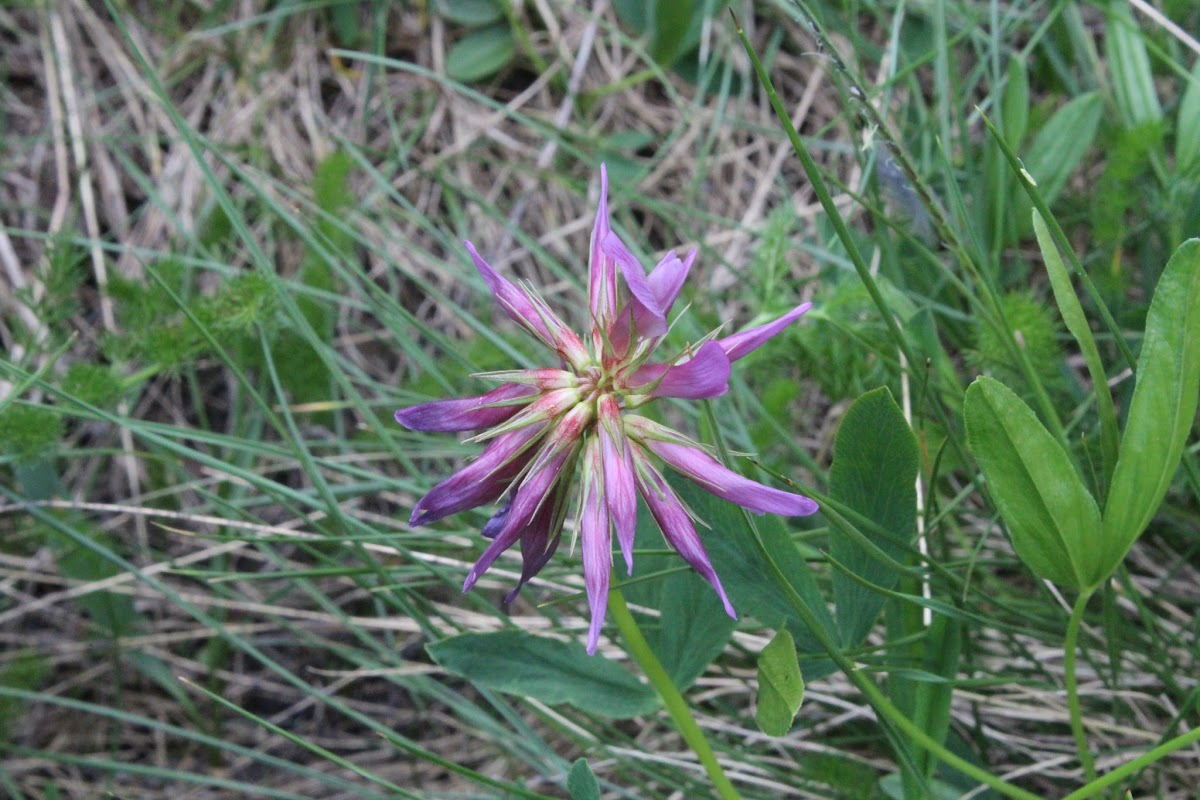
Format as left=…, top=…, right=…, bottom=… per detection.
left=588, top=164, right=618, bottom=323
left=579, top=437, right=612, bottom=655
left=632, top=446, right=736, bottom=619
left=503, top=481, right=570, bottom=603
left=647, top=248, right=694, bottom=316
left=601, top=231, right=666, bottom=338
left=395, top=383, right=535, bottom=432
left=608, top=248, right=696, bottom=354
left=409, top=424, right=544, bottom=527
left=466, top=241, right=587, bottom=364
left=462, top=446, right=576, bottom=592
left=641, top=438, right=818, bottom=517
left=628, top=341, right=731, bottom=399
left=598, top=395, right=637, bottom=575
left=717, top=302, right=813, bottom=362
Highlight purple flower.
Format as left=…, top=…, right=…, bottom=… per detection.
left=398, top=165, right=817, bottom=654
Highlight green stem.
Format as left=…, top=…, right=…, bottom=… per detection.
left=607, top=590, right=741, bottom=800
left=1065, top=589, right=1099, bottom=783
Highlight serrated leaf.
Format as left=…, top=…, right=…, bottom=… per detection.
left=829, top=386, right=918, bottom=647
left=1100, top=239, right=1200, bottom=579
left=755, top=627, right=804, bottom=736
left=446, top=24, right=515, bottom=83
left=567, top=759, right=601, bottom=800
left=964, top=377, right=1100, bottom=589
left=426, top=630, right=658, bottom=719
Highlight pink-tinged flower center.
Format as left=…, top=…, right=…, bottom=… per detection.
left=397, top=164, right=818, bottom=655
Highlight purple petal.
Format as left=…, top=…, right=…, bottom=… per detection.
left=632, top=446, right=736, bottom=618
left=462, top=447, right=575, bottom=592
left=598, top=396, right=637, bottom=575
left=480, top=495, right=513, bottom=539
left=395, top=384, right=535, bottom=432
left=409, top=424, right=544, bottom=527
left=640, top=438, right=818, bottom=517
left=503, top=481, right=570, bottom=604
left=588, top=164, right=618, bottom=323
left=466, top=241, right=586, bottom=363
left=580, top=437, right=612, bottom=655
left=717, top=302, right=813, bottom=362
left=607, top=248, right=696, bottom=354
left=601, top=231, right=666, bottom=338
left=628, top=341, right=731, bottom=400
left=647, top=248, right=695, bottom=316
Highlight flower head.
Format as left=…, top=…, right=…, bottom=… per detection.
left=397, top=165, right=816, bottom=654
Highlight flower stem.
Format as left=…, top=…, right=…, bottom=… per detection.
left=607, top=589, right=741, bottom=800
left=1065, top=589, right=1098, bottom=783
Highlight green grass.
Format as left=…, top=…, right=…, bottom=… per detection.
left=2, top=0, right=1199, bottom=797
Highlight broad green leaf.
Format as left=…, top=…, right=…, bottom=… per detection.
left=649, top=0, right=701, bottom=66
left=1032, top=210, right=1119, bottom=489
left=426, top=630, right=659, bottom=719
left=829, top=386, right=918, bottom=647
left=434, top=0, right=504, bottom=26
left=567, top=759, right=601, bottom=800
left=1177, top=60, right=1200, bottom=175
left=445, top=25, right=515, bottom=83
left=1101, top=240, right=1200, bottom=579
left=755, top=628, right=804, bottom=736
left=964, top=377, right=1101, bottom=589
left=675, top=478, right=837, bottom=680
left=1105, top=3, right=1162, bottom=130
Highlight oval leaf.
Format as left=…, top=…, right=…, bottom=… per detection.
left=434, top=0, right=504, bottom=26
left=755, top=627, right=804, bottom=737
left=829, top=386, right=918, bottom=647
left=964, top=377, right=1101, bottom=589
left=568, top=758, right=601, bottom=800
left=426, top=630, right=658, bottom=719
left=1100, top=239, right=1200, bottom=580
left=446, top=25, right=515, bottom=83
